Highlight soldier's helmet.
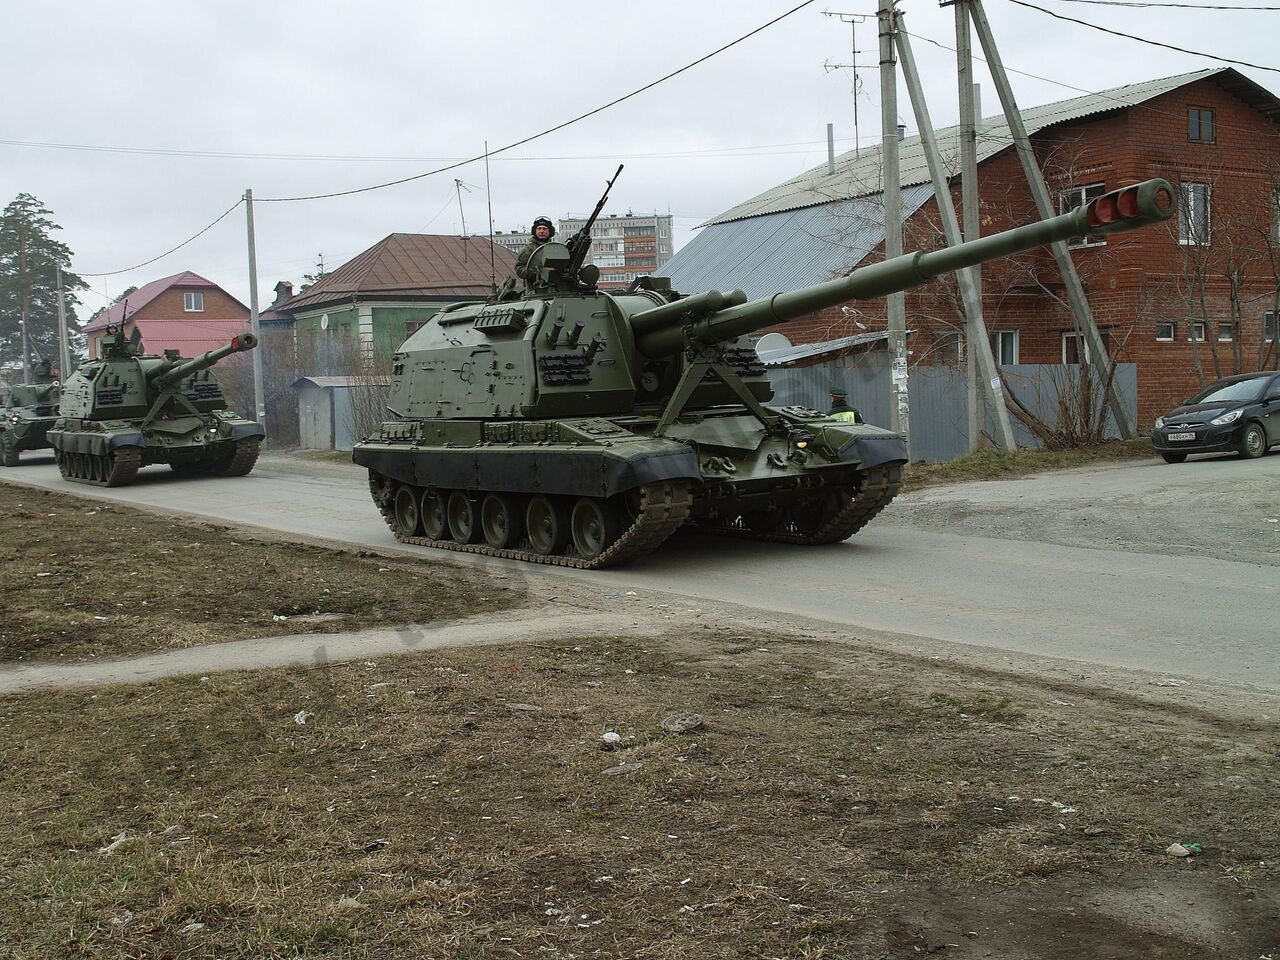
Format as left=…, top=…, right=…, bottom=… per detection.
left=531, top=217, right=556, bottom=240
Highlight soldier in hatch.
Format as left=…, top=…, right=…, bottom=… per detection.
left=515, top=217, right=556, bottom=284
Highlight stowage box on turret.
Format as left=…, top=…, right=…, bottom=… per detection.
left=47, top=325, right=265, bottom=487
left=354, top=174, right=1175, bottom=568
left=1, top=359, right=61, bottom=466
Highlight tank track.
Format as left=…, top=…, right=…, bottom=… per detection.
left=692, top=464, right=902, bottom=545
left=55, top=445, right=142, bottom=487
left=214, top=437, right=261, bottom=477
left=371, top=475, right=694, bottom=570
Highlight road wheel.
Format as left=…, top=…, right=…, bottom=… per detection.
left=526, top=495, right=569, bottom=556
left=1238, top=422, right=1267, bottom=459
left=571, top=497, right=622, bottom=560
left=1161, top=452, right=1187, bottom=464
left=481, top=493, right=523, bottom=549
left=792, top=492, right=845, bottom=538
left=394, top=485, right=423, bottom=536
left=447, top=491, right=481, bottom=543
left=420, top=489, right=450, bottom=539
left=1, top=434, right=19, bottom=467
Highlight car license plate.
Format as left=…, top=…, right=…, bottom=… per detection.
left=1168, top=432, right=1196, bottom=442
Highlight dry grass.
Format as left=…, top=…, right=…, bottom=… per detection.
left=902, top=439, right=1154, bottom=491
left=1, top=630, right=1275, bottom=959
left=0, top=484, right=524, bottom=663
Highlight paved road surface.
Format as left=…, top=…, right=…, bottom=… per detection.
left=5, top=451, right=1278, bottom=689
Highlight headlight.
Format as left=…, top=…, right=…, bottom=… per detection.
left=1211, top=409, right=1243, bottom=426
left=1154, top=416, right=1165, bottom=429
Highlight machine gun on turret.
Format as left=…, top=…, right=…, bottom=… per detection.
left=564, top=164, right=624, bottom=281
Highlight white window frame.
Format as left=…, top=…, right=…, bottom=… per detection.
left=1217, top=321, right=1233, bottom=342
left=1062, top=332, right=1090, bottom=365
left=1155, top=322, right=1175, bottom=342
left=1188, top=321, right=1206, bottom=342
left=989, top=329, right=1019, bottom=365
left=1058, top=183, right=1107, bottom=248
left=1179, top=183, right=1211, bottom=245
left=183, top=291, right=204, bottom=312
left=1188, top=106, right=1214, bottom=144
left=1265, top=311, right=1277, bottom=342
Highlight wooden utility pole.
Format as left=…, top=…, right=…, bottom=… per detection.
left=879, top=0, right=909, bottom=450
left=244, top=189, right=267, bottom=428
left=896, top=14, right=1017, bottom=451
left=56, top=266, right=71, bottom=379
left=965, top=0, right=1136, bottom=439
left=955, top=1, right=984, bottom=450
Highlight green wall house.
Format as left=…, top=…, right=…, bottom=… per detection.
left=273, top=233, right=518, bottom=375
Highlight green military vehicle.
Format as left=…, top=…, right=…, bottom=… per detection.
left=1, top=359, right=61, bottom=466
left=354, top=175, right=1174, bottom=568
left=48, top=325, right=264, bottom=487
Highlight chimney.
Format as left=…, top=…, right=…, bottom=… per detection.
left=827, top=123, right=836, bottom=175
left=897, top=124, right=907, bottom=142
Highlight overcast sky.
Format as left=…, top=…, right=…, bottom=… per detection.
left=3, top=0, right=1276, bottom=316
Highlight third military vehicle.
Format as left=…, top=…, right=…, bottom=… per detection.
left=0, top=359, right=60, bottom=466
left=355, top=176, right=1175, bottom=568
left=48, top=325, right=264, bottom=486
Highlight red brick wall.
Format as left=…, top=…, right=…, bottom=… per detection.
left=766, top=77, right=1280, bottom=427
left=134, top=286, right=249, bottom=322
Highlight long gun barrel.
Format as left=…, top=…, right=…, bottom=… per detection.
left=565, top=164, right=624, bottom=278
left=633, top=179, right=1174, bottom=358
left=150, top=333, right=259, bottom=385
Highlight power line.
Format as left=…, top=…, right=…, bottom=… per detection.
left=1044, top=0, right=1280, bottom=9
left=257, top=0, right=819, bottom=202
left=77, top=198, right=244, bottom=277
left=1004, top=0, right=1280, bottom=72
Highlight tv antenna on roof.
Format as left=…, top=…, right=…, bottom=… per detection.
left=822, top=10, right=870, bottom=159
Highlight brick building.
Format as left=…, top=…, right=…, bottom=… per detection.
left=660, top=68, right=1280, bottom=426
left=81, top=271, right=250, bottom=359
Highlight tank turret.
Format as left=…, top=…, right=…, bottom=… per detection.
left=47, top=326, right=264, bottom=486
left=355, top=177, right=1174, bottom=568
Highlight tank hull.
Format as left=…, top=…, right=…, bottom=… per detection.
left=0, top=415, right=59, bottom=465
left=353, top=405, right=906, bottom=568
left=47, top=416, right=264, bottom=487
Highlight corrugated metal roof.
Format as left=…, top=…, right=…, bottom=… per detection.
left=280, top=234, right=518, bottom=312
left=83, top=271, right=228, bottom=333
left=758, top=330, right=890, bottom=366
left=708, top=68, right=1227, bottom=225
left=656, top=184, right=934, bottom=299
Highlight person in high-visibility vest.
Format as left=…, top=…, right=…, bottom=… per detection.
left=828, top=387, right=863, bottom=424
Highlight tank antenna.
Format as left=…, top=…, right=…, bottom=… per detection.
left=484, top=140, right=496, bottom=294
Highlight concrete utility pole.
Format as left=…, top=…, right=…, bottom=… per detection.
left=965, top=0, right=1136, bottom=439
left=244, top=188, right=267, bottom=429
left=879, top=0, right=909, bottom=450
left=956, top=2, right=984, bottom=450
left=55, top=266, right=71, bottom=379
left=895, top=15, right=1017, bottom=451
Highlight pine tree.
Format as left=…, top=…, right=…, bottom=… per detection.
left=0, top=194, right=87, bottom=377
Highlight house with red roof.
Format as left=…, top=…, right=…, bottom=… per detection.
left=81, top=272, right=250, bottom=359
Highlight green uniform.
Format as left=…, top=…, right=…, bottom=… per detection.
left=515, top=239, right=546, bottom=282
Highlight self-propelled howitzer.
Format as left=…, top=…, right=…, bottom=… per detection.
left=355, top=178, right=1174, bottom=568
left=0, top=360, right=60, bottom=467
left=48, top=326, right=265, bottom=486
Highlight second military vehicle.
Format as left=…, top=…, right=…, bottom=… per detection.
left=355, top=176, right=1175, bottom=568
left=48, top=325, right=264, bottom=486
left=1, top=359, right=61, bottom=466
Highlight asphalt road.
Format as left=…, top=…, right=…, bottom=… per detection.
left=5, top=450, right=1278, bottom=689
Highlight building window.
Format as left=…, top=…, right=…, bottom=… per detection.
left=1062, top=333, right=1088, bottom=365
left=658, top=229, right=669, bottom=238
left=1188, top=107, right=1214, bottom=143
left=933, top=330, right=965, bottom=364
left=1272, top=191, right=1280, bottom=244
left=1059, top=183, right=1107, bottom=248
left=183, top=291, right=204, bottom=312
left=989, top=329, right=1019, bottom=365
left=1179, top=183, right=1211, bottom=245
left=1155, top=322, right=1176, bottom=342
left=1188, top=321, right=1206, bottom=342
left=405, top=320, right=429, bottom=339
left=1264, top=311, right=1276, bottom=342
left=1217, top=322, right=1233, bottom=342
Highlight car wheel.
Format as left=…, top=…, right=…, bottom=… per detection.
left=1238, top=422, right=1267, bottom=460
left=1161, top=452, right=1187, bottom=464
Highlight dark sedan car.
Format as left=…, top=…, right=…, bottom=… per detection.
left=1152, top=371, right=1280, bottom=463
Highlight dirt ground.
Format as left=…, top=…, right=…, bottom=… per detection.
left=1, top=629, right=1276, bottom=959
left=0, top=484, right=525, bottom=663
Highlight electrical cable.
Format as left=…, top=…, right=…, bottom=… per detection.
left=256, top=0, right=819, bottom=202
left=77, top=198, right=244, bottom=277
left=1042, top=0, right=1280, bottom=10
left=1003, top=0, right=1280, bottom=72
